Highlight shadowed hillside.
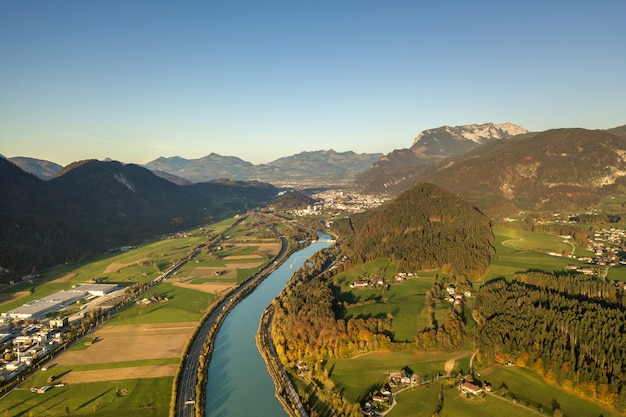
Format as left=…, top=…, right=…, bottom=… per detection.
left=0, top=159, right=277, bottom=280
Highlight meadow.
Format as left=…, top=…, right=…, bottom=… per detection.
left=478, top=365, right=621, bottom=417
left=1, top=377, right=173, bottom=417
left=484, top=227, right=595, bottom=281
left=332, top=258, right=451, bottom=342
left=325, top=349, right=472, bottom=403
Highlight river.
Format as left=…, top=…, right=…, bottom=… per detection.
left=205, top=233, right=332, bottom=417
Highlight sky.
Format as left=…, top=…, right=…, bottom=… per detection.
left=1, top=1, right=625, bottom=166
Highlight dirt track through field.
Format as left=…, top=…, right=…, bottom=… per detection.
left=223, top=254, right=263, bottom=260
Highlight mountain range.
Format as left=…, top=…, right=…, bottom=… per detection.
left=144, top=149, right=383, bottom=186
left=8, top=156, right=64, bottom=180
left=0, top=158, right=277, bottom=279
left=5, top=121, right=626, bottom=279
left=9, top=149, right=383, bottom=187
left=414, top=127, right=626, bottom=215
left=354, top=122, right=530, bottom=193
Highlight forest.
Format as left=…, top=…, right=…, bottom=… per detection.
left=331, top=183, right=495, bottom=279
left=271, top=247, right=394, bottom=365
left=474, top=270, right=626, bottom=411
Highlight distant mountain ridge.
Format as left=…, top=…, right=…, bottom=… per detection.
left=144, top=149, right=383, bottom=187
left=146, top=153, right=255, bottom=183
left=9, top=156, right=63, bottom=180
left=355, top=122, right=529, bottom=192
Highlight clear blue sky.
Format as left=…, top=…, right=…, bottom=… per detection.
left=1, top=1, right=625, bottom=166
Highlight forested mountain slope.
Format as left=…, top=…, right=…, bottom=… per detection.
left=0, top=159, right=277, bottom=279
left=332, top=182, right=494, bottom=279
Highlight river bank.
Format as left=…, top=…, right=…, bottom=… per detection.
left=203, top=231, right=332, bottom=416
left=256, top=304, right=307, bottom=417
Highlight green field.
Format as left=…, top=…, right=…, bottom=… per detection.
left=387, top=381, right=538, bottom=417
left=0, top=377, right=172, bottom=417
left=332, top=258, right=452, bottom=341
left=606, top=266, right=626, bottom=281
left=325, top=349, right=471, bottom=403
left=479, top=366, right=621, bottom=417
left=108, top=282, right=214, bottom=325
left=484, top=227, right=595, bottom=281
left=383, top=365, right=622, bottom=417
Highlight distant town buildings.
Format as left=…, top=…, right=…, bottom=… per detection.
left=284, top=190, right=388, bottom=216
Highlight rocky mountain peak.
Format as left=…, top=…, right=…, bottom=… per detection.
left=413, top=122, right=528, bottom=147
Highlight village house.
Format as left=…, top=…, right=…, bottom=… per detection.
left=460, top=381, right=484, bottom=396
left=350, top=280, right=370, bottom=288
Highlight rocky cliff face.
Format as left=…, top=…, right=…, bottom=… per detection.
left=355, top=122, right=528, bottom=193
left=410, top=122, right=529, bottom=159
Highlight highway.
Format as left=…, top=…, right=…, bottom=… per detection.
left=175, top=218, right=289, bottom=417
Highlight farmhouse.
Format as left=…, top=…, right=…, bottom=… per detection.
left=460, top=381, right=484, bottom=396
left=350, top=280, right=370, bottom=288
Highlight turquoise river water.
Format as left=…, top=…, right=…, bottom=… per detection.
left=205, top=232, right=332, bottom=417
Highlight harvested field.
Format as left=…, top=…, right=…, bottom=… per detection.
left=187, top=266, right=236, bottom=279
left=232, top=242, right=280, bottom=255
left=55, top=322, right=195, bottom=366
left=104, top=258, right=148, bottom=274
left=174, top=282, right=235, bottom=294
left=52, top=272, right=78, bottom=282
left=225, top=261, right=265, bottom=269
left=60, top=364, right=179, bottom=384
left=0, top=291, right=29, bottom=306
left=223, top=254, right=264, bottom=260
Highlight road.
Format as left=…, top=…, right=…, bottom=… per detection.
left=262, top=308, right=309, bottom=417
left=175, top=218, right=289, bottom=417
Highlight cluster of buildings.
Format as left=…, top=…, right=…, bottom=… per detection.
left=290, top=190, right=388, bottom=216
left=445, top=284, right=472, bottom=306
left=2, top=284, right=118, bottom=320
left=349, top=272, right=420, bottom=289
left=350, top=277, right=385, bottom=289
left=0, top=321, right=65, bottom=383
left=0, top=284, right=119, bottom=384
left=588, top=227, right=626, bottom=267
